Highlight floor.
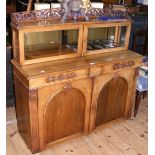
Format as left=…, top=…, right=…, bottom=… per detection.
left=6, top=97, right=148, bottom=155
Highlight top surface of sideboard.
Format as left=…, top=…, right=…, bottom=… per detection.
left=12, top=50, right=143, bottom=78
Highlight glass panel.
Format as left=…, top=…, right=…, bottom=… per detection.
left=87, top=26, right=126, bottom=52
left=119, top=26, right=127, bottom=46
left=24, top=29, right=79, bottom=60
left=87, top=27, right=115, bottom=51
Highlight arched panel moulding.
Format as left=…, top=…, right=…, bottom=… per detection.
left=95, top=77, right=128, bottom=126
left=44, top=88, right=85, bottom=144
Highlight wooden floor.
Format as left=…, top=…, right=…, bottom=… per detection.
left=6, top=97, right=148, bottom=155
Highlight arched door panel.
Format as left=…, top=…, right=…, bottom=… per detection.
left=96, top=77, right=128, bottom=126
left=44, top=88, right=85, bottom=144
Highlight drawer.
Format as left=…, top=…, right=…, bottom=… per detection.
left=103, top=59, right=142, bottom=74
left=29, top=69, right=89, bottom=88
left=89, top=66, right=102, bottom=77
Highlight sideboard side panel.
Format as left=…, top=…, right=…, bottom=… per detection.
left=14, top=76, right=32, bottom=150
left=14, top=76, right=40, bottom=153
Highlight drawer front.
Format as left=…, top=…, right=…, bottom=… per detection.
left=89, top=66, right=102, bottom=77
left=29, top=59, right=142, bottom=88
left=103, top=59, right=142, bottom=74
left=29, top=69, right=89, bottom=88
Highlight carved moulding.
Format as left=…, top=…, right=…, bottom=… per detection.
left=11, top=8, right=129, bottom=25
left=113, top=60, right=135, bottom=70
left=11, top=8, right=63, bottom=25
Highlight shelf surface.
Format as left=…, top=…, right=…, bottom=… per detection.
left=25, top=44, right=77, bottom=60
left=12, top=50, right=143, bottom=78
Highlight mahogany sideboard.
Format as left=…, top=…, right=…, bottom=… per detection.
left=11, top=15, right=143, bottom=153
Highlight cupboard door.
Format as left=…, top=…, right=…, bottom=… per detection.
left=89, top=69, right=137, bottom=131
left=38, top=78, right=92, bottom=149
left=96, top=77, right=128, bottom=126
left=44, top=88, right=85, bottom=144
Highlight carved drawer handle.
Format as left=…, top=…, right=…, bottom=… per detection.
left=46, top=76, right=55, bottom=83
left=113, top=60, right=134, bottom=70
left=46, top=72, right=76, bottom=83
left=57, top=73, right=64, bottom=81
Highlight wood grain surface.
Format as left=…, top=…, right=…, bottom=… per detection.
left=11, top=19, right=143, bottom=153
left=96, top=77, right=128, bottom=126
left=44, top=88, right=85, bottom=144
left=6, top=96, right=148, bottom=155
left=14, top=76, right=40, bottom=153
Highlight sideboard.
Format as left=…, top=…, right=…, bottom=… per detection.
left=11, top=10, right=143, bottom=153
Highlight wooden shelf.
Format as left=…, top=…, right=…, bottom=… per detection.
left=25, top=44, right=77, bottom=60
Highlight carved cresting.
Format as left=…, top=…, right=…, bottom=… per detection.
left=11, top=8, right=129, bottom=25
left=113, top=60, right=134, bottom=70
left=46, top=72, right=76, bottom=83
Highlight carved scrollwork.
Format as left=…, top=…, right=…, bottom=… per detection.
left=46, top=76, right=56, bottom=83
left=113, top=60, right=134, bottom=70
left=46, top=72, right=76, bottom=83
left=11, top=8, right=129, bottom=25
left=11, top=8, right=63, bottom=25
left=86, top=8, right=104, bottom=17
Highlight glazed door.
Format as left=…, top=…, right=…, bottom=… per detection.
left=89, top=69, right=137, bottom=131
left=38, top=78, right=92, bottom=149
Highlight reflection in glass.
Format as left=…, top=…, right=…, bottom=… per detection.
left=119, top=26, right=126, bottom=45
left=87, top=26, right=126, bottom=51
left=24, top=29, right=79, bottom=60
